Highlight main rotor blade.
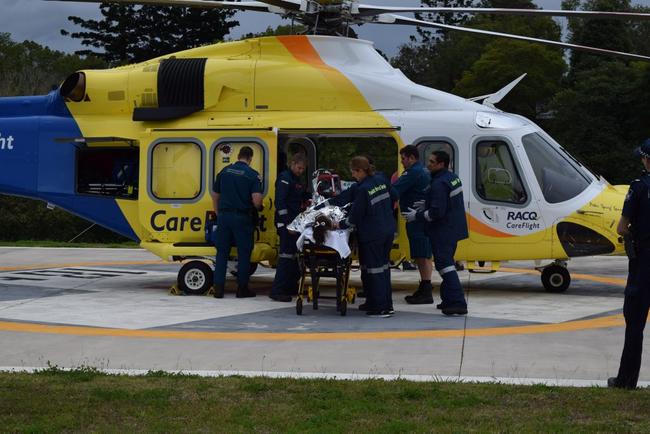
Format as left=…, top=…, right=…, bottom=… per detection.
left=47, top=0, right=278, bottom=13
left=377, top=14, right=650, bottom=62
left=356, top=5, right=650, bottom=21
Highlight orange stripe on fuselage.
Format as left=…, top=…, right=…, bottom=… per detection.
left=466, top=213, right=514, bottom=238
left=277, top=35, right=328, bottom=67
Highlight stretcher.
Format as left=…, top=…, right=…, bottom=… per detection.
left=296, top=240, right=356, bottom=316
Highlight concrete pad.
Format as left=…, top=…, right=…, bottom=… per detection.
left=0, top=247, right=646, bottom=386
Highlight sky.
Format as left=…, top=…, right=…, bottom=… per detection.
left=1, top=0, right=649, bottom=58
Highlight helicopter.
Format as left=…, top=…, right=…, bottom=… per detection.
left=1, top=0, right=649, bottom=295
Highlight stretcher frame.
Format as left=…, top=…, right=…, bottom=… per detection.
left=296, top=241, right=355, bottom=316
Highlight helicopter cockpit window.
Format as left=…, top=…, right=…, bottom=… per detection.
left=475, top=141, right=527, bottom=204
left=416, top=141, right=455, bottom=173
left=76, top=148, right=139, bottom=199
left=522, top=133, right=591, bottom=204
left=151, top=142, right=203, bottom=200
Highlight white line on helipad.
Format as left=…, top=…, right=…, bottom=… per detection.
left=1, top=367, right=646, bottom=388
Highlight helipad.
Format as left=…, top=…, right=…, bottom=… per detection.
left=0, top=247, right=646, bottom=385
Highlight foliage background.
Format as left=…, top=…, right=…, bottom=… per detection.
left=1, top=0, right=649, bottom=241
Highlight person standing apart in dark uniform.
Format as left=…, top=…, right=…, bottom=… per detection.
left=403, top=150, right=468, bottom=316
left=609, top=139, right=650, bottom=389
left=337, top=156, right=397, bottom=317
left=269, top=153, right=309, bottom=302
left=211, top=146, right=263, bottom=299
left=392, top=145, right=433, bottom=304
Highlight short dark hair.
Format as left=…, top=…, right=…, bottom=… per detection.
left=290, top=153, right=308, bottom=165
left=432, top=150, right=450, bottom=168
left=400, top=145, right=419, bottom=160
left=238, top=146, right=254, bottom=160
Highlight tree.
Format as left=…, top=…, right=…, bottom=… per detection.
left=392, top=0, right=564, bottom=102
left=0, top=34, right=121, bottom=243
left=62, top=4, right=239, bottom=66
left=549, top=61, right=649, bottom=184
left=0, top=33, right=104, bottom=97
left=453, top=40, right=566, bottom=119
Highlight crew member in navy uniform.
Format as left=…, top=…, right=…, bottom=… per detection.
left=337, top=156, right=397, bottom=317
left=609, top=139, right=650, bottom=389
left=392, top=145, right=433, bottom=304
left=269, top=153, right=309, bottom=302
left=211, top=146, right=263, bottom=299
left=403, top=150, right=468, bottom=316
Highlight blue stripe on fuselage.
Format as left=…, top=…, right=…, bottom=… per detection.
left=0, top=91, right=138, bottom=241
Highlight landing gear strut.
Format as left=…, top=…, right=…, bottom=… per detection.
left=539, top=260, right=571, bottom=293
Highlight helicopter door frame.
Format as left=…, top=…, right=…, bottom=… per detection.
left=413, top=136, right=459, bottom=174
left=279, top=135, right=317, bottom=191
left=468, top=135, right=546, bottom=244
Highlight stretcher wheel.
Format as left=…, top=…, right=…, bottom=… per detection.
left=340, top=299, right=347, bottom=316
left=296, top=297, right=303, bottom=315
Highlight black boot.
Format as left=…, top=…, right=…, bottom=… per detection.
left=405, top=281, right=434, bottom=305
left=213, top=284, right=224, bottom=299
left=236, top=284, right=256, bottom=298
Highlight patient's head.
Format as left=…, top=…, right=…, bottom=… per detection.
left=313, top=214, right=333, bottom=245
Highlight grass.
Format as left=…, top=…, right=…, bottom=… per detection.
left=0, top=240, right=139, bottom=248
left=1, top=369, right=650, bottom=433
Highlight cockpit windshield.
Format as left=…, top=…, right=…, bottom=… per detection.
left=522, top=133, right=592, bottom=204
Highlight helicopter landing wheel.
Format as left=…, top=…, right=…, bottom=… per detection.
left=541, top=265, right=571, bottom=293
left=178, top=261, right=213, bottom=295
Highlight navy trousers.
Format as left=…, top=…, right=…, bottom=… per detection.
left=616, top=248, right=650, bottom=388
left=431, top=240, right=467, bottom=308
left=214, top=212, right=253, bottom=287
left=359, top=235, right=393, bottom=311
left=271, top=226, right=300, bottom=296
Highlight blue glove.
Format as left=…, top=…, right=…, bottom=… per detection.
left=412, top=200, right=426, bottom=211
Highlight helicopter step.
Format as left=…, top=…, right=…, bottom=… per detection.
left=536, top=260, right=571, bottom=293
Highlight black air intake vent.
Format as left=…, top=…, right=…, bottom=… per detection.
left=557, top=222, right=615, bottom=257
left=133, top=58, right=207, bottom=122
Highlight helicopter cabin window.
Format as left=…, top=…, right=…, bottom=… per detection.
left=76, top=148, right=139, bottom=199
left=416, top=141, right=455, bottom=172
left=522, top=133, right=591, bottom=204
left=151, top=142, right=203, bottom=200
left=213, top=141, right=266, bottom=195
left=475, top=141, right=527, bottom=204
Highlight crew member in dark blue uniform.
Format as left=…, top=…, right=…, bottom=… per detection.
left=211, top=146, right=263, bottom=298
left=270, top=153, right=309, bottom=302
left=609, top=139, right=650, bottom=389
left=392, top=145, right=433, bottom=304
left=338, top=156, right=397, bottom=317
left=403, top=150, right=468, bottom=316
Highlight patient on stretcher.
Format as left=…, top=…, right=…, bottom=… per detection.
left=288, top=202, right=351, bottom=258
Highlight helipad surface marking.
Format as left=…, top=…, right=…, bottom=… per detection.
left=0, top=314, right=625, bottom=341
left=0, top=259, right=628, bottom=340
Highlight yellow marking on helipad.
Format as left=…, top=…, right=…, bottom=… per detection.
left=0, top=260, right=629, bottom=341
left=0, top=315, right=626, bottom=341
left=0, top=260, right=166, bottom=272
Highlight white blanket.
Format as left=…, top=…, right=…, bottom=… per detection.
left=296, top=227, right=352, bottom=259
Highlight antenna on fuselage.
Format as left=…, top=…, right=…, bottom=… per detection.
left=469, top=73, right=527, bottom=109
